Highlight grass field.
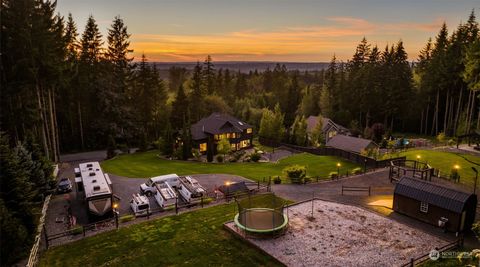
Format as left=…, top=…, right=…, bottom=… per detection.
left=396, top=149, right=480, bottom=185
left=101, top=151, right=360, bottom=182
left=39, top=198, right=283, bottom=267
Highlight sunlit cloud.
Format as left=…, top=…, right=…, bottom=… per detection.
left=130, top=16, right=444, bottom=62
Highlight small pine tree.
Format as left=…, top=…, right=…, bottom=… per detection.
left=106, top=135, right=117, bottom=159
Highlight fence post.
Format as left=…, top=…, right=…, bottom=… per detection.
left=201, top=197, right=204, bottom=208
left=341, top=186, right=344, bottom=195
left=368, top=186, right=371, bottom=196
left=82, top=226, right=86, bottom=237
left=43, top=224, right=49, bottom=249
left=175, top=198, right=178, bottom=215
left=257, top=181, right=260, bottom=190
left=410, top=258, right=414, bottom=267
left=114, top=211, right=119, bottom=229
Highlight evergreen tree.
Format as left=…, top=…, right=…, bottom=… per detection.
left=203, top=55, right=215, bottom=94
left=170, top=84, right=189, bottom=129
left=189, top=62, right=205, bottom=120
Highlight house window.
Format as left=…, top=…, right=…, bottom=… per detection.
left=240, top=139, right=251, bottom=148
left=246, top=128, right=253, bottom=134
left=328, top=130, right=337, bottom=139
left=199, top=143, right=207, bottom=152
left=231, top=143, right=237, bottom=150
left=420, top=202, right=428, bottom=213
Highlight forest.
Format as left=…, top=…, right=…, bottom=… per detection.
left=0, top=0, right=479, bottom=265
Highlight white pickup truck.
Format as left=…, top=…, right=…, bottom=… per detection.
left=154, top=182, right=177, bottom=209
left=140, top=174, right=179, bottom=196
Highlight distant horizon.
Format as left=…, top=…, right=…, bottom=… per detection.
left=57, top=0, right=478, bottom=62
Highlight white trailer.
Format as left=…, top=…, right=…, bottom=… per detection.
left=154, top=182, right=177, bottom=209
left=178, top=176, right=206, bottom=204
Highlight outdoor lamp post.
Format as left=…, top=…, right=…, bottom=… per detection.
left=113, top=202, right=119, bottom=229
left=472, top=167, right=478, bottom=195
left=337, top=163, right=341, bottom=177
left=225, top=181, right=231, bottom=202
left=364, top=158, right=367, bottom=173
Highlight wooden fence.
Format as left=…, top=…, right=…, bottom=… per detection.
left=401, top=237, right=464, bottom=266
left=26, top=195, right=51, bottom=267
left=259, top=137, right=405, bottom=169
left=341, top=185, right=371, bottom=196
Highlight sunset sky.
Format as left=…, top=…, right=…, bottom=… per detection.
left=56, top=0, right=478, bottom=62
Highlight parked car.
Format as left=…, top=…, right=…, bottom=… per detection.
left=57, top=177, right=72, bottom=193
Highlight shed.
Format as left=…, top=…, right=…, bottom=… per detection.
left=393, top=177, right=477, bottom=232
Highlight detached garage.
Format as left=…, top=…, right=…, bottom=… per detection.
left=393, top=177, right=477, bottom=233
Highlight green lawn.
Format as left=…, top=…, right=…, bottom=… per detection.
left=101, top=151, right=360, bottom=182
left=395, top=149, right=480, bottom=186
left=39, top=199, right=283, bottom=267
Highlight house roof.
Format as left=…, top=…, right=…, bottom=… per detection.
left=326, top=134, right=376, bottom=154
left=306, top=116, right=349, bottom=134
left=394, top=177, right=475, bottom=213
left=191, top=113, right=252, bottom=140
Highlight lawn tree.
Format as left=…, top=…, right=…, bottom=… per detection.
left=462, top=37, right=480, bottom=131
left=310, top=116, right=325, bottom=147
left=285, top=72, right=302, bottom=127
left=291, top=115, right=308, bottom=146
left=319, top=55, right=337, bottom=119
left=217, top=138, right=231, bottom=159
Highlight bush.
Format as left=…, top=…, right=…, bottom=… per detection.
left=437, top=132, right=446, bottom=145
left=273, top=176, right=282, bottom=184
left=119, top=215, right=135, bottom=223
left=352, top=167, right=363, bottom=175
left=202, top=197, right=214, bottom=204
left=450, top=167, right=460, bottom=182
left=70, top=226, right=83, bottom=235
left=250, top=152, right=261, bottom=162
left=283, top=165, right=307, bottom=184
left=216, top=155, right=224, bottom=163
left=472, top=221, right=480, bottom=241
left=329, top=171, right=338, bottom=179
left=192, top=148, right=202, bottom=161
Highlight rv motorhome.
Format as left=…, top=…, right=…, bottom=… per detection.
left=178, top=176, right=206, bottom=204
left=154, top=182, right=177, bottom=209
left=140, top=173, right=179, bottom=196
left=76, top=162, right=113, bottom=217
left=130, top=194, right=150, bottom=216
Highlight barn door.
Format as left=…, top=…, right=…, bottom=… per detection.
left=460, top=211, right=466, bottom=231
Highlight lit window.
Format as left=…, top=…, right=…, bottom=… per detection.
left=420, top=202, right=428, bottom=213
left=199, top=143, right=207, bottom=152
left=247, top=128, right=253, bottom=134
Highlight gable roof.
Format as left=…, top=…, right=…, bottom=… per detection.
left=191, top=113, right=252, bottom=140
left=326, top=134, right=376, bottom=154
left=306, top=116, right=349, bottom=134
left=394, top=177, right=475, bottom=213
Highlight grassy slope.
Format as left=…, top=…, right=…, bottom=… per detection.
left=398, top=149, right=480, bottom=185
left=101, top=151, right=360, bottom=182
left=39, top=201, right=282, bottom=267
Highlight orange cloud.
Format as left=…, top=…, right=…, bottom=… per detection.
left=130, top=16, right=443, bottom=62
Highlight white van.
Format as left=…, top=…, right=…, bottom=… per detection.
left=154, top=182, right=177, bottom=209
left=140, top=174, right=179, bottom=196
left=178, top=176, right=206, bottom=204
left=130, top=193, right=150, bottom=216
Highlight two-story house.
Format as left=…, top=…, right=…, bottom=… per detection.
left=191, top=113, right=253, bottom=154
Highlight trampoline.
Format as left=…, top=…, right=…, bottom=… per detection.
left=234, top=193, right=288, bottom=236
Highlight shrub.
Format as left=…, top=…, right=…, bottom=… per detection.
left=250, top=152, right=261, bottom=162
left=283, top=165, right=307, bottom=184
left=437, top=132, right=446, bottom=144
left=119, top=215, right=135, bottom=223
left=273, top=176, right=282, bottom=184
left=329, top=171, right=338, bottom=179
left=450, top=167, right=460, bottom=182
left=192, top=148, right=201, bottom=161
left=70, top=226, right=83, bottom=235
left=202, top=197, right=214, bottom=204
left=472, top=222, right=480, bottom=241
left=352, top=167, right=363, bottom=175
left=216, top=155, right=224, bottom=163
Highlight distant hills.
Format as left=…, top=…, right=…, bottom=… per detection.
left=151, top=61, right=330, bottom=73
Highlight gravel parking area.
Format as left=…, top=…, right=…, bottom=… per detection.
left=225, top=199, right=449, bottom=267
